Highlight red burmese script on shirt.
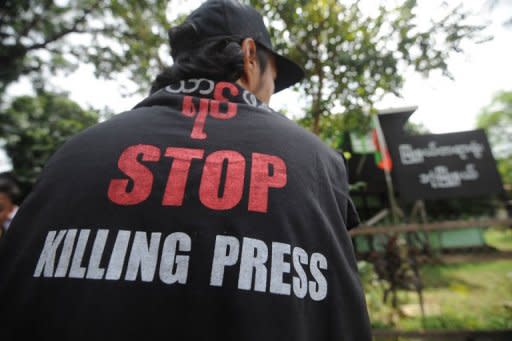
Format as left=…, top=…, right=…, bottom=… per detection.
left=181, top=81, right=239, bottom=140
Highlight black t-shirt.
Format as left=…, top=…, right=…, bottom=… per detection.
left=0, top=80, right=371, bottom=340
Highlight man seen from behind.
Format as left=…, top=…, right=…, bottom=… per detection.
left=0, top=1, right=372, bottom=340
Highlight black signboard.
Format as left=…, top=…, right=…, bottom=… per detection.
left=345, top=153, right=388, bottom=194
left=378, top=109, right=504, bottom=202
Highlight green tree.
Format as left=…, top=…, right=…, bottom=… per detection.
left=477, top=90, right=512, bottom=185
left=0, top=0, right=170, bottom=97
left=0, top=91, right=99, bottom=195
left=247, top=0, right=484, bottom=136
left=1, top=0, right=486, bottom=140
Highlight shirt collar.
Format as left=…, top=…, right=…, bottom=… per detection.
left=134, top=79, right=273, bottom=113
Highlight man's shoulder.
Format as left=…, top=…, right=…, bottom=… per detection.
left=63, top=105, right=164, bottom=141
left=253, top=109, right=343, bottom=160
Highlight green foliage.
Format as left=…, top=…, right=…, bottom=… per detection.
left=247, top=0, right=484, bottom=136
left=357, top=260, right=395, bottom=328
left=1, top=0, right=486, bottom=141
left=403, top=121, right=430, bottom=135
left=407, top=315, right=478, bottom=330
left=0, top=91, right=98, bottom=195
left=477, top=90, right=512, bottom=185
left=0, top=0, right=170, bottom=97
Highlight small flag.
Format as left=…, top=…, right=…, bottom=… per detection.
left=372, top=128, right=393, bottom=171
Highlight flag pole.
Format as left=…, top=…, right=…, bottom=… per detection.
left=373, top=114, right=401, bottom=224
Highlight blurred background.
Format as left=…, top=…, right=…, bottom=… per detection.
left=1, top=0, right=511, bottom=339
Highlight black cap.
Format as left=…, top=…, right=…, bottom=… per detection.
left=174, top=0, right=304, bottom=93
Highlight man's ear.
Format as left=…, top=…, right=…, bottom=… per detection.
left=238, top=38, right=259, bottom=92
left=241, top=38, right=258, bottom=67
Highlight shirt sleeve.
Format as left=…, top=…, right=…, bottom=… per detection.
left=340, top=152, right=360, bottom=230
left=320, top=149, right=361, bottom=231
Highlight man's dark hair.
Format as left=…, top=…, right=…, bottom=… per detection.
left=150, top=22, right=268, bottom=94
left=0, top=176, right=20, bottom=203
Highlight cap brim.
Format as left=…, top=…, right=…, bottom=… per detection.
left=272, top=53, right=305, bottom=93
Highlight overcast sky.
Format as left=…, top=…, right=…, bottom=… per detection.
left=378, top=0, right=512, bottom=133
left=6, top=0, right=512, bottom=137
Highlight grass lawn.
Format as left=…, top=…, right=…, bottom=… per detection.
left=485, top=227, right=512, bottom=251
left=361, top=229, right=512, bottom=330
left=406, top=260, right=512, bottom=330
